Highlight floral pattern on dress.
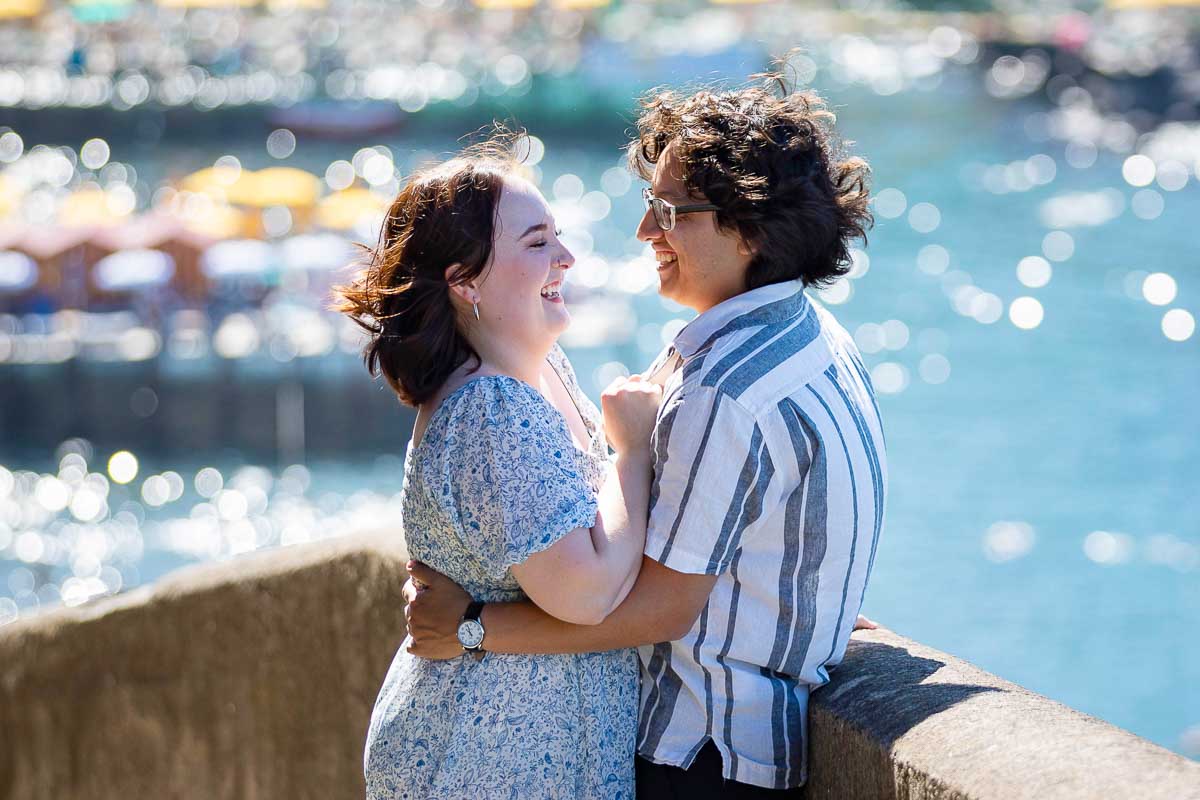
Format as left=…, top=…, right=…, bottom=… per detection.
left=364, top=346, right=639, bottom=800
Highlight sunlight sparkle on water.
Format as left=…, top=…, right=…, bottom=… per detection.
left=1142, top=273, right=1177, bottom=306
left=1009, top=297, right=1044, bottom=330
left=819, top=279, right=852, bottom=305
left=918, top=353, right=951, bottom=384
left=1131, top=189, right=1164, bottom=220
left=1161, top=309, right=1195, bottom=342
left=107, top=451, right=138, bottom=485
left=983, top=521, right=1035, bottom=562
left=1121, top=154, right=1155, bottom=187
left=1042, top=231, right=1075, bottom=262
left=873, top=188, right=906, bottom=219
left=1017, top=256, right=1052, bottom=288
left=917, top=244, right=950, bottom=276
left=1084, top=530, right=1134, bottom=565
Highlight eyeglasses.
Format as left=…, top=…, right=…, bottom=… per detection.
left=642, top=188, right=719, bottom=233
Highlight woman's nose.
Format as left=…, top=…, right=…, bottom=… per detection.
left=557, top=244, right=575, bottom=269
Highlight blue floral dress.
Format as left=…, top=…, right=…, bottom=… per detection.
left=364, top=346, right=639, bottom=800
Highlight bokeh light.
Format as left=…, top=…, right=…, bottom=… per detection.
left=107, top=451, right=138, bottom=485
left=1017, top=256, right=1052, bottom=288
left=1009, top=297, right=1044, bottom=330
left=1161, top=309, right=1195, bottom=343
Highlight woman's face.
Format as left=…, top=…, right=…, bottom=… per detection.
left=473, top=176, right=575, bottom=350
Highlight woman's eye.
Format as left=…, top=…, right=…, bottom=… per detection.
left=530, top=240, right=547, bottom=248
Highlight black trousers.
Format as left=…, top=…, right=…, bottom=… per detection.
left=635, top=741, right=803, bottom=799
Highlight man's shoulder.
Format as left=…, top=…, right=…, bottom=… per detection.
left=676, top=301, right=839, bottom=418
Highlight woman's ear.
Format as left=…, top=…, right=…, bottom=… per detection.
left=444, top=264, right=478, bottom=305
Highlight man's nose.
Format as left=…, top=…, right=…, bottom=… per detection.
left=636, top=206, right=660, bottom=242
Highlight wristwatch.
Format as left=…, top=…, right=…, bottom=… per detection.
left=457, top=600, right=486, bottom=658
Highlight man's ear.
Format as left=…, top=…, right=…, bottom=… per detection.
left=736, top=235, right=760, bottom=259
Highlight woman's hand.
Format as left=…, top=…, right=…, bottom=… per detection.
left=600, top=375, right=662, bottom=456
left=403, top=561, right=473, bottom=660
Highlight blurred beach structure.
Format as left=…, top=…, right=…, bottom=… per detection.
left=1, top=0, right=1198, bottom=762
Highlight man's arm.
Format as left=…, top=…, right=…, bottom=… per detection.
left=404, top=556, right=717, bottom=658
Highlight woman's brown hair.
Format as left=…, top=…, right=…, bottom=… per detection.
left=334, top=142, right=520, bottom=406
left=629, top=68, right=873, bottom=290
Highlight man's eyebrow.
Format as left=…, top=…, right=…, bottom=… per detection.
left=519, top=223, right=548, bottom=239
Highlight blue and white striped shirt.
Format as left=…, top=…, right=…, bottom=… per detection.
left=636, top=279, right=887, bottom=789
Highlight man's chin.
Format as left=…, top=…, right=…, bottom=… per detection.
left=656, top=272, right=679, bottom=302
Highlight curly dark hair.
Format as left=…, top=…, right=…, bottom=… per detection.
left=629, top=73, right=872, bottom=289
left=333, top=138, right=521, bottom=406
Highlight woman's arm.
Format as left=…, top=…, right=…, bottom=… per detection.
left=510, top=449, right=652, bottom=625
left=405, top=556, right=718, bottom=657
left=505, top=375, right=661, bottom=626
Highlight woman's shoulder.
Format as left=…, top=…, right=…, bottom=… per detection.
left=438, top=374, right=553, bottom=427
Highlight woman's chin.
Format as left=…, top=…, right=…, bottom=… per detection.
left=542, top=303, right=571, bottom=334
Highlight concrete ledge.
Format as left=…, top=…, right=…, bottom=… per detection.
left=806, top=631, right=1200, bottom=799
left=2, top=534, right=1197, bottom=799
left=0, top=532, right=410, bottom=800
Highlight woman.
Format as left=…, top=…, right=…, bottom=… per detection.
left=336, top=141, right=661, bottom=799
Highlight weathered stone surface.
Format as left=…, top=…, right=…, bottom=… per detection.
left=2, top=534, right=1197, bottom=800
left=0, top=531, right=409, bottom=800
left=806, top=630, right=1200, bottom=799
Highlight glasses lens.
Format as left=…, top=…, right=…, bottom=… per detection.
left=654, top=200, right=673, bottom=231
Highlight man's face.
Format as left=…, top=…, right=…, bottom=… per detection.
left=636, top=141, right=755, bottom=314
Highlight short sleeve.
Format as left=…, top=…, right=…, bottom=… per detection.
left=444, top=378, right=598, bottom=577
left=644, top=385, right=771, bottom=575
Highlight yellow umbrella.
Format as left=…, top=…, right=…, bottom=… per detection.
left=0, top=0, right=44, bottom=19
left=176, top=202, right=250, bottom=240
left=244, top=167, right=322, bottom=208
left=315, top=188, right=389, bottom=231
left=179, top=165, right=251, bottom=203
left=59, top=188, right=129, bottom=227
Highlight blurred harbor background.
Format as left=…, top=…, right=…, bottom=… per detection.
left=1, top=0, right=1198, bottom=763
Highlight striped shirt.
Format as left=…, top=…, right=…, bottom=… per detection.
left=635, top=278, right=887, bottom=790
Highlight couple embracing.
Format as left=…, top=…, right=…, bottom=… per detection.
left=337, top=73, right=886, bottom=799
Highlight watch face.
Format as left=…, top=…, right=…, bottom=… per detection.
left=457, top=619, right=485, bottom=650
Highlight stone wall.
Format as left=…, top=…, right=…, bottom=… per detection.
left=2, top=533, right=1197, bottom=799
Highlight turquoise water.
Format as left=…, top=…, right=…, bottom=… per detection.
left=2, top=70, right=1197, bottom=757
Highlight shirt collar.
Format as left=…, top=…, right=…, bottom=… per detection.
left=672, top=279, right=810, bottom=359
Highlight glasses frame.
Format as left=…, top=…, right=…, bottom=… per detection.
left=642, top=188, right=720, bottom=232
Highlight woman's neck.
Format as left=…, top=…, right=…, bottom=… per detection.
left=467, top=335, right=550, bottom=389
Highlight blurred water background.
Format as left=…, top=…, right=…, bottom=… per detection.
left=1, top=0, right=1197, bottom=762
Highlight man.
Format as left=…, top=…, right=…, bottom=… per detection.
left=403, top=77, right=885, bottom=796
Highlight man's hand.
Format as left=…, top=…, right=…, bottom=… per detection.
left=402, top=561, right=472, bottom=660
left=853, top=614, right=879, bottom=631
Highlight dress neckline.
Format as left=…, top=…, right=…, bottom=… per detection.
left=406, top=356, right=598, bottom=464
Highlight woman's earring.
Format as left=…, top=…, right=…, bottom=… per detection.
left=472, top=302, right=480, bottom=321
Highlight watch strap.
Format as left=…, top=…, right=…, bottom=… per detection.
left=463, top=600, right=485, bottom=624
